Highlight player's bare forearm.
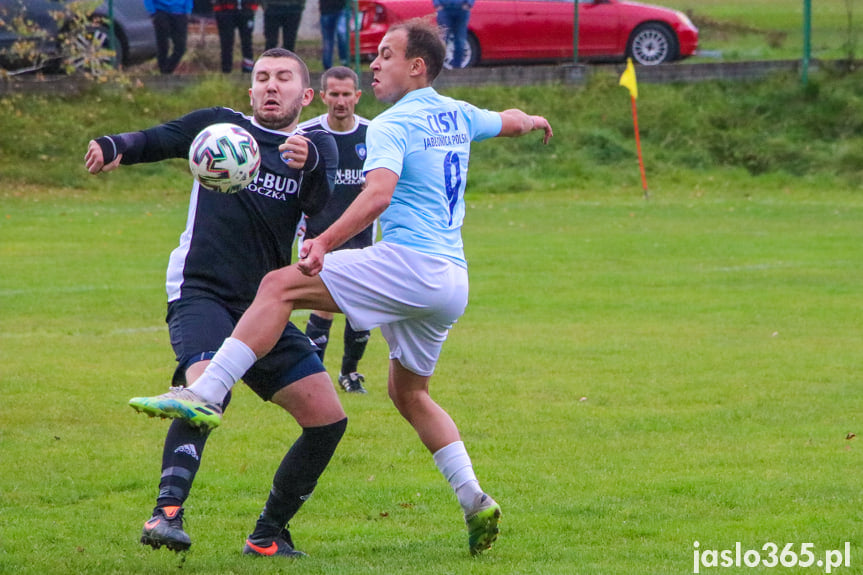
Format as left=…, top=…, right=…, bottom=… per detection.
left=316, top=169, right=394, bottom=252
left=498, top=109, right=553, bottom=144
left=298, top=168, right=396, bottom=276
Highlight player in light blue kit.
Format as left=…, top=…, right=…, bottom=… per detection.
left=130, top=18, right=552, bottom=556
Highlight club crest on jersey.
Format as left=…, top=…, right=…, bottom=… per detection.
left=355, top=143, right=367, bottom=161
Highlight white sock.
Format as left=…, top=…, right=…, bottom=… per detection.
left=187, top=337, right=257, bottom=404
left=433, top=441, right=484, bottom=512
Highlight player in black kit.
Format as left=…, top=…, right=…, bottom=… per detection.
left=84, top=48, right=346, bottom=559
left=298, top=66, right=374, bottom=394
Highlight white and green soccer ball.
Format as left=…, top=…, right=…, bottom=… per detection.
left=189, top=123, right=261, bottom=194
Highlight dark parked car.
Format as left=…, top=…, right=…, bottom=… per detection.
left=0, top=0, right=157, bottom=75
left=352, top=0, right=699, bottom=68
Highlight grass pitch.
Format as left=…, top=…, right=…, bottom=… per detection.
left=2, top=182, right=862, bottom=574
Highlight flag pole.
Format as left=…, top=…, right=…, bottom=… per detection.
left=619, top=58, right=648, bottom=199
left=630, top=95, right=649, bottom=199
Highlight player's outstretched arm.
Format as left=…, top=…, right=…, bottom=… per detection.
left=498, top=109, right=553, bottom=144
left=84, top=139, right=123, bottom=174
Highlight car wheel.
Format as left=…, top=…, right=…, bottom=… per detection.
left=444, top=31, right=479, bottom=69
left=65, top=21, right=124, bottom=74
left=627, top=23, right=678, bottom=66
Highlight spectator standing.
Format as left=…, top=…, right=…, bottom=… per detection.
left=192, top=0, right=213, bottom=16
left=213, top=0, right=259, bottom=73
left=145, top=0, right=193, bottom=74
left=263, top=0, right=306, bottom=51
left=433, top=0, right=474, bottom=69
left=318, top=0, right=350, bottom=70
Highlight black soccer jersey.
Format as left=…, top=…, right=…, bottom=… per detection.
left=100, top=107, right=337, bottom=307
left=298, top=114, right=373, bottom=250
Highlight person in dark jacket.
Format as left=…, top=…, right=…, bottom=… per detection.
left=85, top=48, right=345, bottom=559
left=145, top=0, right=193, bottom=74
left=262, top=0, right=306, bottom=51
left=213, top=0, right=259, bottom=73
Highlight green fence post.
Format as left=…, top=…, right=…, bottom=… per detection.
left=802, top=0, right=811, bottom=85
left=353, top=0, right=361, bottom=76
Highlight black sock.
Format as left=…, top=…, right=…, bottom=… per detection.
left=250, top=417, right=348, bottom=540
left=155, top=391, right=231, bottom=509
left=155, top=422, right=210, bottom=508
left=305, top=314, right=333, bottom=363
left=341, top=324, right=370, bottom=376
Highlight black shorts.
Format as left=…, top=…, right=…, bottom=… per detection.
left=166, top=292, right=324, bottom=401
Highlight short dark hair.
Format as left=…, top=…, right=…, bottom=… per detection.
left=321, top=66, right=360, bottom=91
left=390, top=18, right=445, bottom=82
left=257, top=48, right=311, bottom=89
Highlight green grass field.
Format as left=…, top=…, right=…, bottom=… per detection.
left=3, top=68, right=863, bottom=573
left=3, top=184, right=863, bottom=573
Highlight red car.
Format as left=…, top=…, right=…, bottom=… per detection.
left=351, top=0, right=698, bottom=67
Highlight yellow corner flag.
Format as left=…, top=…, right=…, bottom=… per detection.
left=619, top=57, right=648, bottom=197
left=619, top=57, right=638, bottom=99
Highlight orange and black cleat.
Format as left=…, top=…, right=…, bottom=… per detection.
left=140, top=505, right=191, bottom=552
left=243, top=528, right=307, bottom=558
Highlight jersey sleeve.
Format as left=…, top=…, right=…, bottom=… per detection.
left=100, top=108, right=220, bottom=165
left=460, top=102, right=503, bottom=142
left=363, top=118, right=407, bottom=177
left=297, top=129, right=337, bottom=216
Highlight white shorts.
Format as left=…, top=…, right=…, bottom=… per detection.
left=319, top=241, right=469, bottom=376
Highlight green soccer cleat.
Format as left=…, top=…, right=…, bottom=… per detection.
left=129, top=386, right=223, bottom=430
left=465, top=494, right=501, bottom=556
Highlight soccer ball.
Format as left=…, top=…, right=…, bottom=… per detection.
left=188, top=123, right=261, bottom=194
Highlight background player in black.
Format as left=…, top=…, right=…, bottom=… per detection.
left=298, top=66, right=374, bottom=394
left=84, top=48, right=346, bottom=558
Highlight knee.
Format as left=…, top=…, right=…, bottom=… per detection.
left=257, top=268, right=290, bottom=301
left=388, top=385, right=427, bottom=419
left=307, top=416, right=347, bottom=444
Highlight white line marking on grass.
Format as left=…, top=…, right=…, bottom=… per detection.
left=110, top=326, right=167, bottom=335
left=0, top=326, right=168, bottom=338
left=710, top=262, right=793, bottom=272
left=0, top=285, right=117, bottom=297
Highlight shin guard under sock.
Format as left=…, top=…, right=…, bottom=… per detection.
left=305, top=314, right=333, bottom=363
left=155, top=391, right=231, bottom=508
left=251, top=417, right=348, bottom=537
left=341, top=324, right=370, bottom=376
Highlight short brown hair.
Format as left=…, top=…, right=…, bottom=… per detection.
left=321, top=66, right=360, bottom=91
left=390, top=18, right=445, bottom=82
left=257, top=48, right=311, bottom=89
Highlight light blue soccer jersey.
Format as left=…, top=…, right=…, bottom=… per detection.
left=364, top=87, right=503, bottom=267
